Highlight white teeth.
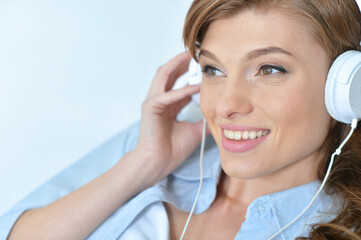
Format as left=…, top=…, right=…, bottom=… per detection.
left=242, top=131, right=249, bottom=140
left=249, top=131, right=257, bottom=140
left=228, top=130, right=234, bottom=139
left=257, top=131, right=263, bottom=138
left=224, top=129, right=270, bottom=140
left=234, top=131, right=241, bottom=140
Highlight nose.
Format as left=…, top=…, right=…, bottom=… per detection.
left=215, top=77, right=254, bottom=119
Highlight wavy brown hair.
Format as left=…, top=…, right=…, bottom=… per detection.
left=183, top=0, right=361, bottom=239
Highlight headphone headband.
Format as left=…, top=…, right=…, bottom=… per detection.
left=356, top=0, right=361, bottom=11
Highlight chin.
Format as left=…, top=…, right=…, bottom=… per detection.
left=220, top=156, right=269, bottom=180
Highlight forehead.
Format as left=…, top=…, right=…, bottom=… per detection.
left=201, top=7, right=322, bottom=60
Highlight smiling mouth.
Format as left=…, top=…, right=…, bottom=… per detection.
left=223, top=129, right=271, bottom=140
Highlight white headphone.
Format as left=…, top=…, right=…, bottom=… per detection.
left=187, top=58, right=202, bottom=105
left=327, top=0, right=361, bottom=122
left=326, top=50, right=361, bottom=123
left=324, top=2, right=361, bottom=125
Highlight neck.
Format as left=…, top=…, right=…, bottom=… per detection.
left=217, top=156, right=320, bottom=207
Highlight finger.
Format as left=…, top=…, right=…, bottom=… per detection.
left=144, top=84, right=200, bottom=115
left=163, top=54, right=191, bottom=92
left=147, top=52, right=191, bottom=98
left=167, top=94, right=192, bottom=118
left=153, top=84, right=200, bottom=109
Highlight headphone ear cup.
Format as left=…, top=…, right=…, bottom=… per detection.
left=188, top=58, right=202, bottom=105
left=325, top=50, right=361, bottom=124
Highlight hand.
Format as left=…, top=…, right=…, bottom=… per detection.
left=134, top=52, right=206, bottom=183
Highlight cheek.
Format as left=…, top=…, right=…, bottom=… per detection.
left=265, top=79, right=331, bottom=151
left=274, top=88, right=320, bottom=123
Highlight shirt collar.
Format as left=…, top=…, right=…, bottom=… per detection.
left=244, top=181, right=335, bottom=239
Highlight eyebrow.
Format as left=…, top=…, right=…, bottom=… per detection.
left=198, top=49, right=220, bottom=62
left=245, top=47, right=293, bottom=60
left=198, top=47, right=293, bottom=62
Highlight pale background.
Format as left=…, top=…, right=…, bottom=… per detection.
left=0, top=0, right=194, bottom=215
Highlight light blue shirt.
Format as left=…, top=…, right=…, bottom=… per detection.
left=0, top=122, right=336, bottom=239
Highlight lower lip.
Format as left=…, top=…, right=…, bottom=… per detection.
left=221, top=132, right=269, bottom=153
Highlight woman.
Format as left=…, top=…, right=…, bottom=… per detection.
left=2, top=0, right=361, bottom=239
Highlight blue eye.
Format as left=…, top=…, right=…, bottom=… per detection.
left=259, top=65, right=287, bottom=76
left=202, top=65, right=224, bottom=77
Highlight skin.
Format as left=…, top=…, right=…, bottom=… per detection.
left=166, top=7, right=333, bottom=239
left=8, top=6, right=334, bottom=240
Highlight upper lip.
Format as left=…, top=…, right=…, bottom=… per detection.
left=219, top=124, right=270, bottom=132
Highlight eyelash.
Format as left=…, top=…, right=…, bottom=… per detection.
left=201, top=64, right=288, bottom=78
left=257, top=64, right=287, bottom=76
left=202, top=65, right=224, bottom=77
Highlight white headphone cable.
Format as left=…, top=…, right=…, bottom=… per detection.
left=268, top=118, right=358, bottom=240
left=179, top=118, right=207, bottom=240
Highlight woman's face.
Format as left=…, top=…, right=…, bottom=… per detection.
left=199, top=8, right=333, bottom=182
